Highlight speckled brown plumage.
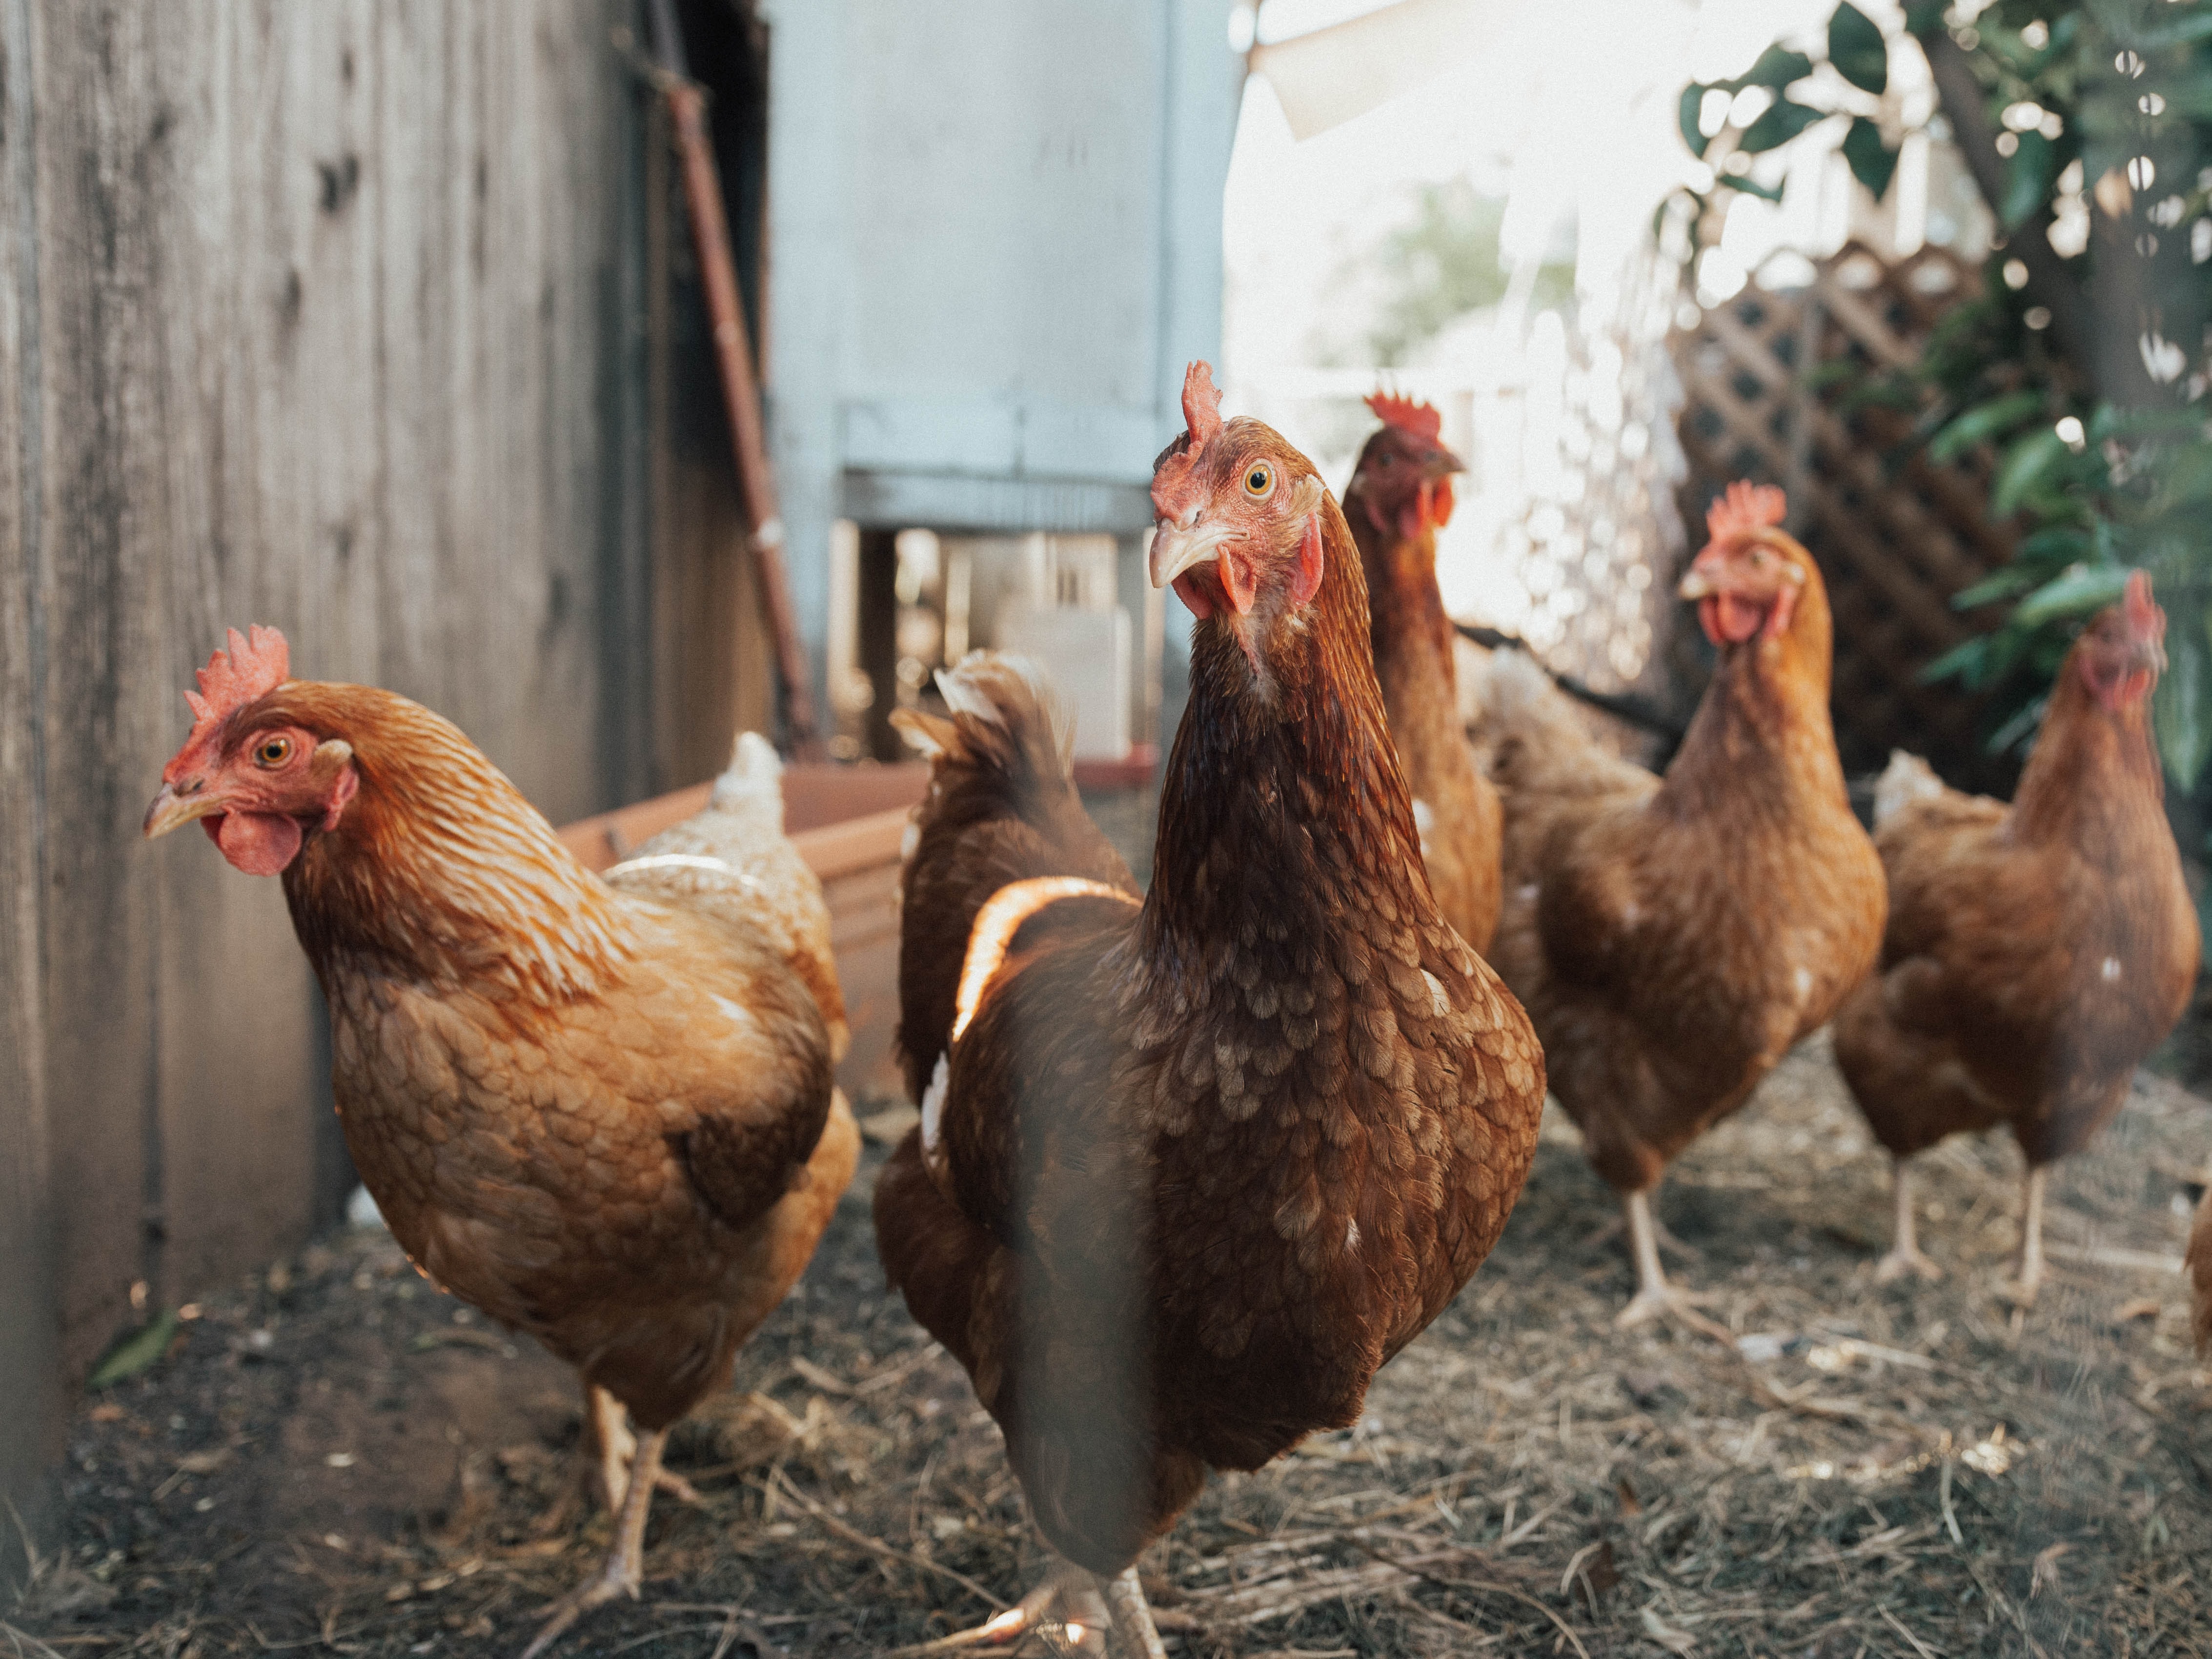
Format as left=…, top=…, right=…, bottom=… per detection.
left=1834, top=591, right=2198, bottom=1180
left=874, top=407, right=1545, bottom=1581
left=1481, top=526, right=1886, bottom=1199
left=1345, top=422, right=1502, bottom=954
left=176, top=680, right=857, bottom=1432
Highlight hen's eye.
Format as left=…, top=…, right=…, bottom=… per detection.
left=1243, top=463, right=1273, bottom=497
left=254, top=736, right=292, bottom=768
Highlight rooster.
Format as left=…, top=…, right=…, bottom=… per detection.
left=142, top=629, right=859, bottom=1657
left=1477, top=482, right=1886, bottom=1330
left=873, top=364, right=1546, bottom=1655
left=1833, top=573, right=2198, bottom=1298
left=1344, top=391, right=1502, bottom=954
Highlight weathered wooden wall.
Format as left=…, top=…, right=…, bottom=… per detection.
left=0, top=0, right=676, bottom=1574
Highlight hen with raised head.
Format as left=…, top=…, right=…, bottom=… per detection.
left=1345, top=391, right=1502, bottom=954
left=1834, top=573, right=2198, bottom=1299
left=143, top=632, right=858, bottom=1657
left=1477, top=482, right=1886, bottom=1331
left=873, top=364, right=1545, bottom=1655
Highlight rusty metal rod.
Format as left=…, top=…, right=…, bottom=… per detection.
left=648, top=0, right=822, bottom=755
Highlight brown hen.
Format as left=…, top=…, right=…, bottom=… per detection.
left=873, top=364, right=1545, bottom=1656
left=1477, top=483, right=1886, bottom=1330
left=1834, top=573, right=2198, bottom=1300
left=1345, top=391, right=1503, bottom=954
left=143, top=631, right=858, bottom=1657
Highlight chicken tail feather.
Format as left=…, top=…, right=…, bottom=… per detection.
left=1871, top=749, right=1944, bottom=829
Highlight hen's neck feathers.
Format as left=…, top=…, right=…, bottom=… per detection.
left=1657, top=563, right=1849, bottom=822
left=1143, top=495, right=1428, bottom=967
left=1355, top=513, right=1460, bottom=711
left=264, top=683, right=629, bottom=1000
left=2009, top=665, right=2167, bottom=856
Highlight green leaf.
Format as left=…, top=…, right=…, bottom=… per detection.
left=1950, top=567, right=2041, bottom=608
left=1739, top=97, right=1826, bottom=154
left=1721, top=171, right=1786, bottom=202
left=1992, top=425, right=2071, bottom=517
left=1902, top=1, right=1948, bottom=37
left=1829, top=2, right=1890, bottom=94
left=2000, top=129, right=2058, bottom=231
left=2155, top=440, right=2212, bottom=506
left=2130, top=8, right=2212, bottom=50
left=1680, top=82, right=1711, bottom=158
left=1841, top=115, right=1899, bottom=198
left=1921, top=636, right=1990, bottom=684
left=1928, top=389, right=2046, bottom=462
left=2015, top=526, right=2093, bottom=567
left=88, top=1309, right=183, bottom=1391
left=1733, top=44, right=1815, bottom=90
left=2014, top=562, right=2130, bottom=626
left=2154, top=611, right=2212, bottom=787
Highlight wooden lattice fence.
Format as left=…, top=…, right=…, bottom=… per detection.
left=1672, top=241, right=2022, bottom=793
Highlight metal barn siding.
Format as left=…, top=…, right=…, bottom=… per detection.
left=760, top=0, right=1239, bottom=718
left=0, top=0, right=658, bottom=1571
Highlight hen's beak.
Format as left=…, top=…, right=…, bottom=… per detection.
left=2132, top=634, right=2169, bottom=674
left=1423, top=445, right=1466, bottom=481
left=143, top=779, right=223, bottom=840
left=1149, top=515, right=1236, bottom=589
left=1677, top=566, right=1715, bottom=600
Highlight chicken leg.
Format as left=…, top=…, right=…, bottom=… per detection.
left=1614, top=1190, right=1731, bottom=1340
left=1099, top=1567, right=1168, bottom=1659
left=1874, top=1156, right=1942, bottom=1283
left=2002, top=1164, right=2049, bottom=1306
left=520, top=1424, right=668, bottom=1659
left=588, top=1385, right=701, bottom=1509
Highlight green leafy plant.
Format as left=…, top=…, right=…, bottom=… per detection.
left=1679, top=0, right=2212, bottom=788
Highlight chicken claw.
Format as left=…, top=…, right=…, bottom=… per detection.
left=519, top=1425, right=668, bottom=1659
left=1874, top=1247, right=1943, bottom=1285
left=901, top=1559, right=1109, bottom=1653
left=1615, top=1191, right=1732, bottom=1342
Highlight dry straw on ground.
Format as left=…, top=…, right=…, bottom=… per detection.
left=11, top=1033, right=2212, bottom=1658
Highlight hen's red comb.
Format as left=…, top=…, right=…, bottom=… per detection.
left=1151, top=361, right=1224, bottom=523
left=1365, top=390, right=1442, bottom=445
left=1705, top=480, right=1787, bottom=544
left=2124, top=568, right=2161, bottom=637
left=183, top=625, right=290, bottom=741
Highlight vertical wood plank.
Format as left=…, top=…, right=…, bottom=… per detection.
left=29, top=0, right=170, bottom=1377
left=7, top=0, right=655, bottom=1420
left=0, top=0, right=61, bottom=1576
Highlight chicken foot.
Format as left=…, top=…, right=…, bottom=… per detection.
left=907, top=1555, right=1110, bottom=1652
left=519, top=1423, right=667, bottom=1659
left=589, top=1385, right=702, bottom=1509
left=1999, top=1164, right=2049, bottom=1306
left=1873, top=1156, right=1943, bottom=1283
left=1614, top=1189, right=1732, bottom=1341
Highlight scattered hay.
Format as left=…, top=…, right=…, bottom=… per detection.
left=14, top=1035, right=2212, bottom=1656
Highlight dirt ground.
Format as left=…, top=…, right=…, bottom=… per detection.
left=10, top=1025, right=2212, bottom=1659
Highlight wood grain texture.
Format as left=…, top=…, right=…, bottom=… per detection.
left=1, top=0, right=659, bottom=1538
left=0, top=0, right=62, bottom=1584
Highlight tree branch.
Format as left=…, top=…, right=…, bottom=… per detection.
left=1921, top=27, right=2094, bottom=387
